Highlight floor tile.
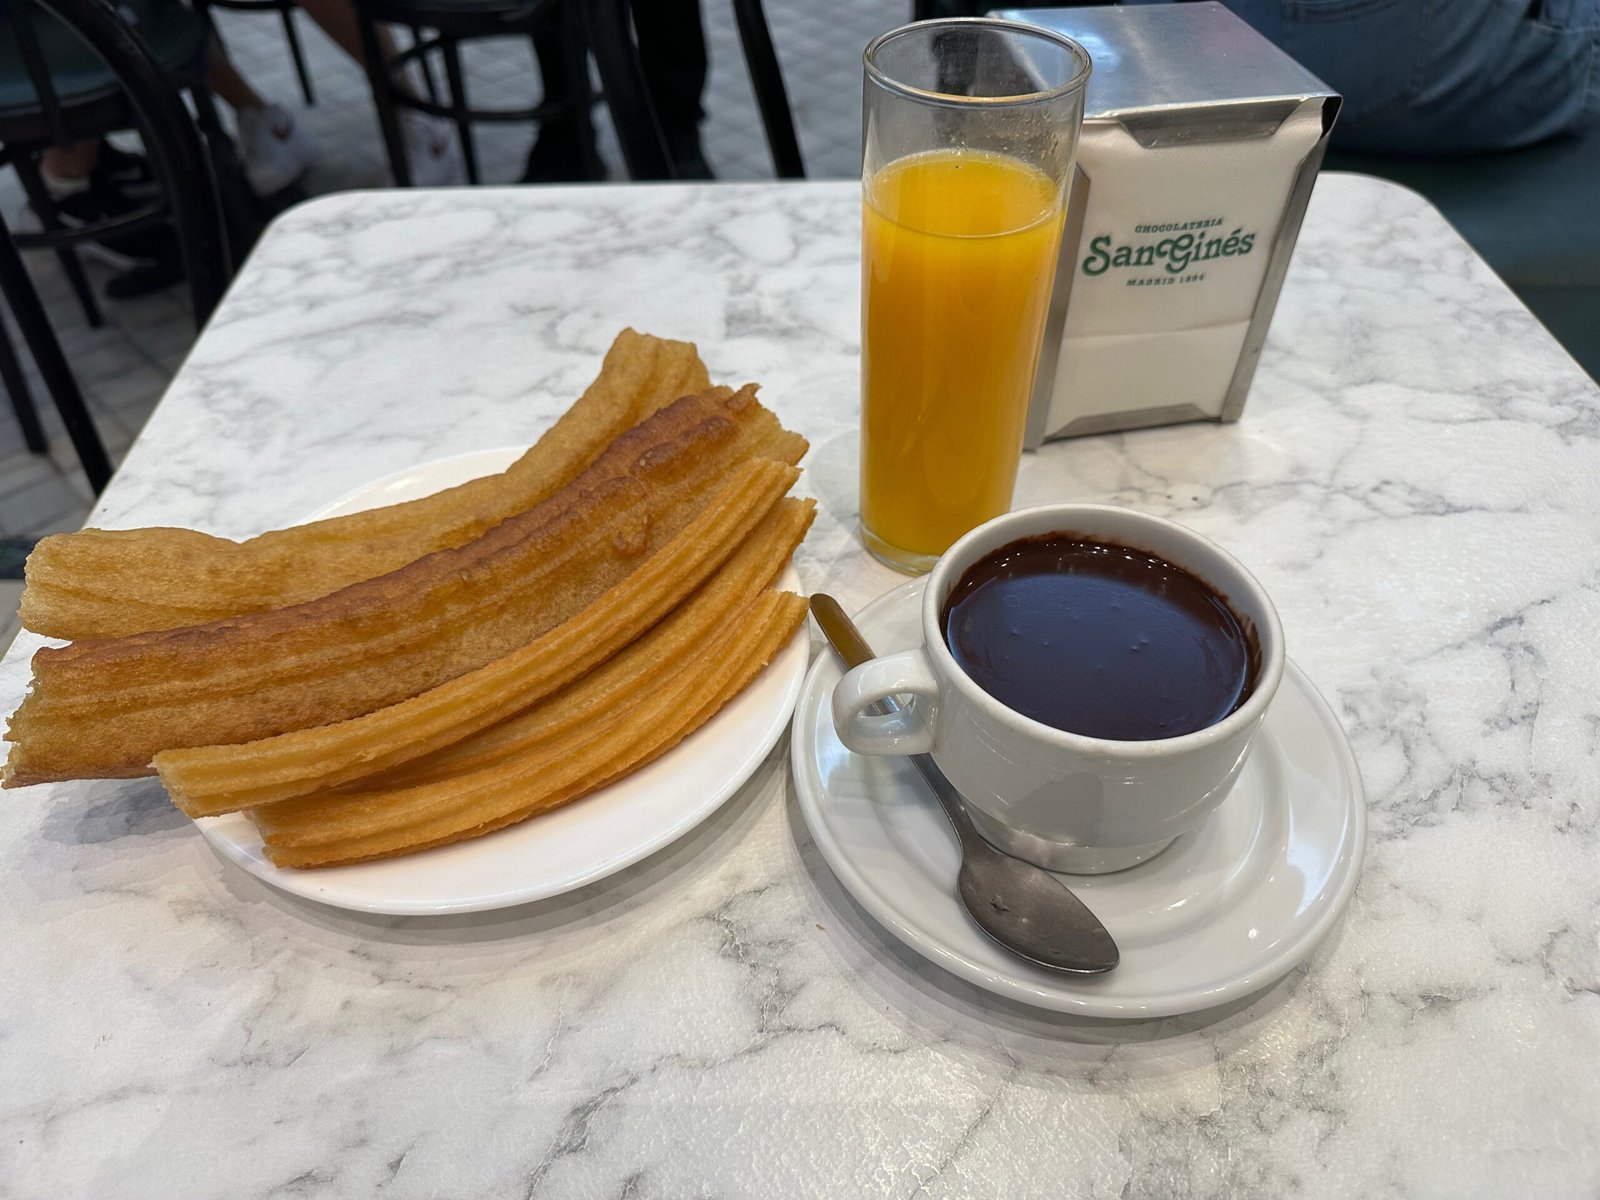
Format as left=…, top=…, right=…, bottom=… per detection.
left=65, top=340, right=149, bottom=388
left=27, top=511, right=93, bottom=538
left=88, top=362, right=172, bottom=414
left=1, top=473, right=94, bottom=537
left=0, top=450, right=65, bottom=500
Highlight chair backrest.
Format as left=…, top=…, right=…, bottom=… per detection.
left=584, top=0, right=805, bottom=180
left=4, top=0, right=232, bottom=322
left=4, top=0, right=79, bottom=147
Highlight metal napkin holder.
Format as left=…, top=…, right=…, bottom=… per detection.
left=996, top=3, right=1341, bottom=445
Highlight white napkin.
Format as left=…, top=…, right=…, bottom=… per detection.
left=1042, top=104, right=1323, bottom=434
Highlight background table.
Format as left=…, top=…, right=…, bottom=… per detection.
left=2, top=174, right=1597, bottom=1198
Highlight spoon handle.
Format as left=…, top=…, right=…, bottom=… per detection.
left=811, top=596, right=983, bottom=848
left=809, top=593, right=882, bottom=676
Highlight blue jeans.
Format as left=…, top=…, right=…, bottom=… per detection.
left=1219, top=0, right=1600, bottom=152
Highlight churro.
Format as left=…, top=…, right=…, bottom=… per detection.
left=20, top=329, right=710, bottom=639
left=4, top=387, right=806, bottom=785
left=252, top=589, right=809, bottom=868
left=356, top=496, right=814, bottom=792
left=156, top=483, right=813, bottom=815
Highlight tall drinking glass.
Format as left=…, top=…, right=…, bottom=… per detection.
left=859, top=19, right=1091, bottom=573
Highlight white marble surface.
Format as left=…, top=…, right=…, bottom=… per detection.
left=2, top=174, right=1598, bottom=1197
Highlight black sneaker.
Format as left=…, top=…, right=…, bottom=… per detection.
left=520, top=121, right=608, bottom=183
left=666, top=130, right=714, bottom=181
left=95, top=141, right=159, bottom=199
left=105, top=250, right=185, bottom=300
left=31, top=173, right=174, bottom=271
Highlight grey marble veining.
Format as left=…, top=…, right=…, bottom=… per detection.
left=2, top=174, right=1597, bottom=1198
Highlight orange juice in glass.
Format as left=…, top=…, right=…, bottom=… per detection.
left=860, top=20, right=1091, bottom=573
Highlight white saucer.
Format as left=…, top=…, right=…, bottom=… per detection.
left=792, top=577, right=1366, bottom=1019
left=196, top=448, right=810, bottom=916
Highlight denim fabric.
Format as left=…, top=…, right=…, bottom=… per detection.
left=1220, top=0, right=1600, bottom=151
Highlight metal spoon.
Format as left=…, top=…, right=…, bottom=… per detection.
left=811, top=594, right=1119, bottom=975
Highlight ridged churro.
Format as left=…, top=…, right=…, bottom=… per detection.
left=4, top=387, right=806, bottom=785
left=360, top=497, right=814, bottom=791
left=20, top=329, right=710, bottom=639
left=156, top=481, right=813, bottom=815
left=252, top=589, right=809, bottom=868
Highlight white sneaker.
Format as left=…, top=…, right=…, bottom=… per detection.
left=399, top=109, right=467, bottom=187
left=238, top=104, right=316, bottom=196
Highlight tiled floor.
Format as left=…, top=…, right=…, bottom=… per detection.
left=0, top=0, right=905, bottom=645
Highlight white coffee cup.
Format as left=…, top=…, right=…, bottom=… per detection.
left=832, top=504, right=1284, bottom=874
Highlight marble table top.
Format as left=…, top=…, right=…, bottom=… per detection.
left=3, top=174, right=1597, bottom=1198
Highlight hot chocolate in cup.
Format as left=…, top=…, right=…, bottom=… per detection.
left=831, top=504, right=1285, bottom=874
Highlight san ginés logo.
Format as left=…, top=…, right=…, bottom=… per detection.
left=1081, top=218, right=1257, bottom=286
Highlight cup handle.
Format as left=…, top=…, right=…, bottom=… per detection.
left=831, top=647, right=939, bottom=756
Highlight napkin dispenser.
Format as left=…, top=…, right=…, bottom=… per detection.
left=995, top=3, right=1340, bottom=445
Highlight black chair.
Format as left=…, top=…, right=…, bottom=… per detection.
left=0, top=0, right=233, bottom=493
left=196, top=0, right=317, bottom=106
left=353, top=0, right=597, bottom=185
left=0, top=0, right=213, bottom=330
left=585, top=0, right=803, bottom=180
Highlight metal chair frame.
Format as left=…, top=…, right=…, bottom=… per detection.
left=353, top=0, right=596, bottom=186
left=0, top=0, right=233, bottom=493
left=584, top=0, right=804, bottom=181
left=196, top=0, right=318, bottom=106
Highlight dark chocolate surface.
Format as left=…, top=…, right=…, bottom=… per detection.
left=940, top=533, right=1256, bottom=741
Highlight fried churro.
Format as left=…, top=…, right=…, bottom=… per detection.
left=357, top=496, right=814, bottom=792
left=252, top=589, right=810, bottom=868
left=4, top=387, right=806, bottom=785
left=156, top=483, right=813, bottom=816
left=20, top=329, right=710, bottom=639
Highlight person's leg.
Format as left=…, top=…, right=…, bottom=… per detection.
left=522, top=5, right=605, bottom=182
left=39, top=142, right=100, bottom=184
left=629, top=0, right=706, bottom=134
left=205, top=41, right=268, bottom=112
left=296, top=0, right=465, bottom=185
left=21, top=139, right=180, bottom=287
left=296, top=0, right=394, bottom=68
left=629, top=0, right=710, bottom=177
left=294, top=0, right=415, bottom=100
left=203, top=36, right=317, bottom=195
left=1223, top=0, right=1598, bottom=153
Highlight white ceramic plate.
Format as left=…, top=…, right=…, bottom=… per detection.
left=792, top=577, right=1366, bottom=1020
left=197, top=448, right=810, bottom=915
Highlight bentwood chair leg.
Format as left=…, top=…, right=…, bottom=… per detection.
left=11, top=152, right=104, bottom=329
left=0, top=309, right=48, bottom=454
left=188, top=83, right=254, bottom=271
left=410, top=26, right=440, bottom=103
left=582, top=0, right=675, bottom=180
left=561, top=0, right=601, bottom=180
left=280, top=3, right=317, bottom=105
left=438, top=35, right=479, bottom=184
left=731, top=0, right=804, bottom=178
left=359, top=13, right=413, bottom=185
left=0, top=222, right=112, bottom=493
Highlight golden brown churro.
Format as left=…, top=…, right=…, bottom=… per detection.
left=20, top=329, right=710, bottom=639
left=156, top=483, right=813, bottom=816
left=360, top=497, right=814, bottom=790
left=3, top=387, right=806, bottom=785
left=252, top=590, right=810, bottom=868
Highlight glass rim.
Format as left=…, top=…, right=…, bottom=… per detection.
left=863, top=18, right=1093, bottom=110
